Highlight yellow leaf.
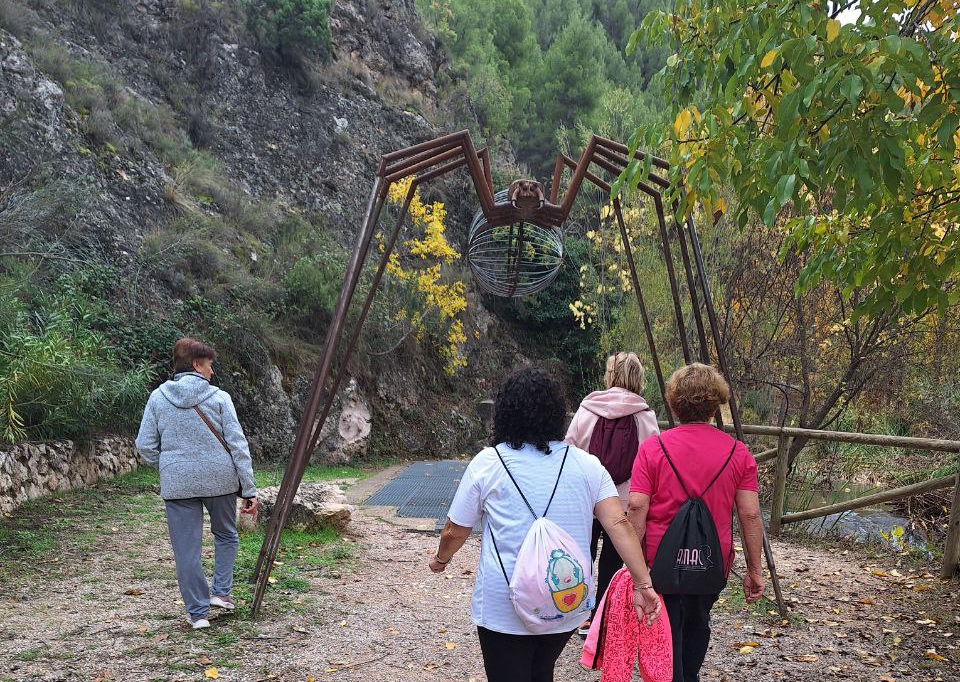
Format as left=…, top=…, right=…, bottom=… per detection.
left=826, top=19, right=840, bottom=43
left=204, top=668, right=219, bottom=680
left=761, top=49, right=778, bottom=68
left=714, top=196, right=727, bottom=217
left=739, top=645, right=756, bottom=654
left=445, top=642, right=457, bottom=650
left=796, top=654, right=818, bottom=662
left=306, top=676, right=315, bottom=682
left=674, top=108, right=693, bottom=138
left=267, top=576, right=277, bottom=584
left=924, top=650, right=947, bottom=662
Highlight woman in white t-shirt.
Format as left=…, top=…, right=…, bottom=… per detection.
left=428, top=367, right=660, bottom=682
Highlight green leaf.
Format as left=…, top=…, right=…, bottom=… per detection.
left=776, top=174, right=797, bottom=207
left=840, top=74, right=864, bottom=105
left=937, top=113, right=959, bottom=151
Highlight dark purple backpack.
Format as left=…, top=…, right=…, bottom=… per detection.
left=587, top=411, right=645, bottom=484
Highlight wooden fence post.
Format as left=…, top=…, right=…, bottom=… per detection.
left=941, top=449, right=960, bottom=580
left=769, top=431, right=791, bottom=537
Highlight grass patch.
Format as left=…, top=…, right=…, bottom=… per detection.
left=0, top=526, right=56, bottom=560
left=253, top=464, right=370, bottom=489
left=715, top=581, right=787, bottom=623
left=0, top=463, right=362, bottom=589
left=15, top=645, right=48, bottom=661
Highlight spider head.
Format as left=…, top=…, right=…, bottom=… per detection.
left=508, top=179, right=545, bottom=219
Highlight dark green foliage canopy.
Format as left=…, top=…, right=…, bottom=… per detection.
left=245, top=0, right=333, bottom=66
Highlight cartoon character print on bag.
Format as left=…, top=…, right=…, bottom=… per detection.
left=546, top=548, right=588, bottom=613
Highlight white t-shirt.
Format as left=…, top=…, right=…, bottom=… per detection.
left=446, top=441, right=618, bottom=635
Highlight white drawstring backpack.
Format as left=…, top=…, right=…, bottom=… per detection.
left=489, top=446, right=594, bottom=633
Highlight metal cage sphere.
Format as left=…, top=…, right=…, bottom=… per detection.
left=467, top=190, right=564, bottom=297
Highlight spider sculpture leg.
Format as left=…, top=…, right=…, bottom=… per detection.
left=251, top=133, right=494, bottom=616
left=553, top=143, right=693, bottom=362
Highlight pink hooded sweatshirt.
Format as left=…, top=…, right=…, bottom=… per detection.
left=565, top=387, right=660, bottom=507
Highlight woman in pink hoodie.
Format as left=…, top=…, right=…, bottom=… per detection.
left=566, top=352, right=660, bottom=632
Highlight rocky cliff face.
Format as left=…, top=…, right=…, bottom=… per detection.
left=0, top=0, right=524, bottom=462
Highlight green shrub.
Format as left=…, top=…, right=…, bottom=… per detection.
left=0, top=274, right=153, bottom=443
left=245, top=0, right=333, bottom=66
left=284, top=241, right=347, bottom=331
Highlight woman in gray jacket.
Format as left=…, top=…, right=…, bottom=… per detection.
left=135, top=338, right=257, bottom=629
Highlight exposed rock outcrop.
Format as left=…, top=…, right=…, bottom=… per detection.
left=255, top=482, right=355, bottom=533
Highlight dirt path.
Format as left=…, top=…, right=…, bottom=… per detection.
left=2, top=482, right=959, bottom=682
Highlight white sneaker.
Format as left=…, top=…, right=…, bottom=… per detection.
left=190, top=617, right=211, bottom=630
left=210, top=595, right=235, bottom=610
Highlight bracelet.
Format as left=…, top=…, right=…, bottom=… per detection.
left=434, top=553, right=451, bottom=565
left=633, top=584, right=655, bottom=590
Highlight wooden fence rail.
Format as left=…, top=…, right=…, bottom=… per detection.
left=656, top=420, right=960, bottom=579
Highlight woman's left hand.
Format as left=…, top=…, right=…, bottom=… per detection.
left=633, top=586, right=661, bottom=626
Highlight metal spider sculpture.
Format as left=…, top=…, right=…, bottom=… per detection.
left=248, top=130, right=785, bottom=617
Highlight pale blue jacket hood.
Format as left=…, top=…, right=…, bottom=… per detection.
left=158, top=372, right=219, bottom=409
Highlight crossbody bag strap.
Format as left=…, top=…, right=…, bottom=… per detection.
left=193, top=405, right=230, bottom=454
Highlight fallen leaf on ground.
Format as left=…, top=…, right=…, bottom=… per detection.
left=445, top=642, right=457, bottom=650
left=924, top=650, right=947, bottom=662
left=796, top=654, right=818, bottom=662
left=197, top=656, right=212, bottom=665
left=123, top=588, right=145, bottom=596
left=306, top=675, right=315, bottom=682
left=204, top=667, right=219, bottom=679
left=739, top=645, right=756, bottom=654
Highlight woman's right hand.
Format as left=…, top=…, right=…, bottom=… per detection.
left=743, top=569, right=765, bottom=603
left=633, top=585, right=661, bottom=626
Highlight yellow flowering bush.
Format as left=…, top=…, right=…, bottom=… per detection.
left=382, top=177, right=469, bottom=374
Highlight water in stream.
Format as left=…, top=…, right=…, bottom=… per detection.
left=775, top=483, right=931, bottom=552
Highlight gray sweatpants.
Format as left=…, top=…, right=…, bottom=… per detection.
left=164, top=493, right=239, bottom=620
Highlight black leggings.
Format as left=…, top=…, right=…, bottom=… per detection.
left=589, top=519, right=623, bottom=618
left=476, top=627, right=574, bottom=682
left=662, top=593, right=720, bottom=682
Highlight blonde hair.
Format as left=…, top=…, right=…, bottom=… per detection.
left=665, top=362, right=730, bottom=424
left=604, top=352, right=646, bottom=394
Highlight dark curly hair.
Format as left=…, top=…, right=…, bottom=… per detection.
left=492, top=367, right=567, bottom=454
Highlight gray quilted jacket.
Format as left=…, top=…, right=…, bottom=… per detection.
left=135, top=372, right=257, bottom=500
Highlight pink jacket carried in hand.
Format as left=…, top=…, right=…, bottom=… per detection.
left=581, top=568, right=672, bottom=682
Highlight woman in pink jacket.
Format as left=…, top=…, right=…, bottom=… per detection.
left=566, top=352, right=660, bottom=632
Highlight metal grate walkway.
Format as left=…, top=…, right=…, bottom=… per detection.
left=364, top=460, right=473, bottom=530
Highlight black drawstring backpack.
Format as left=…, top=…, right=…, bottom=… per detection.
left=649, top=436, right=736, bottom=595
